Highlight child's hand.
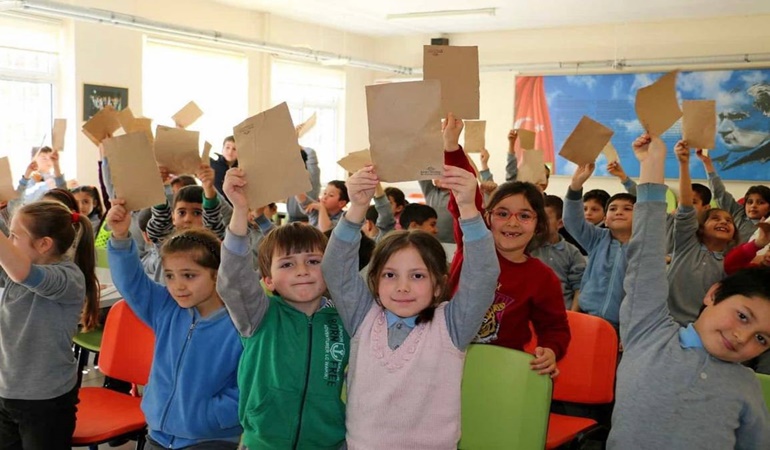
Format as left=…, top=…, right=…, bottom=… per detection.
left=607, top=161, right=627, bottom=181
left=674, top=140, right=690, bottom=164
left=50, top=149, right=60, bottom=167
left=695, top=148, right=716, bottom=173
left=480, top=148, right=490, bottom=170
left=570, top=163, right=595, bottom=191
left=480, top=180, right=498, bottom=195
left=507, top=130, right=518, bottom=154
left=223, top=168, right=249, bottom=209
left=756, top=222, right=770, bottom=248
left=442, top=113, right=463, bottom=152
left=24, top=161, right=38, bottom=179
left=346, top=166, right=379, bottom=207
left=440, top=165, right=479, bottom=219
left=106, top=200, right=131, bottom=239
left=632, top=134, right=652, bottom=160
left=196, top=164, right=216, bottom=199
left=158, top=166, right=171, bottom=185
left=531, top=347, right=559, bottom=378
left=304, top=202, right=320, bottom=212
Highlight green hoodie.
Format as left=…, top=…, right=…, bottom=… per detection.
left=238, top=295, right=350, bottom=450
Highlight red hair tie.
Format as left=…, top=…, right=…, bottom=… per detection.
left=72, top=211, right=80, bottom=223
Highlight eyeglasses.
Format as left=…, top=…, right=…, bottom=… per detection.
left=488, top=209, right=537, bottom=224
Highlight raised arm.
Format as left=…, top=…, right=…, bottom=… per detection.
left=216, top=168, right=270, bottom=337
left=322, top=167, right=380, bottom=335
left=197, top=165, right=226, bottom=240
left=563, top=163, right=606, bottom=250
left=675, top=140, right=694, bottom=207
left=619, top=135, right=676, bottom=349
left=373, top=184, right=396, bottom=235
left=608, top=160, right=638, bottom=196
left=106, top=199, right=174, bottom=328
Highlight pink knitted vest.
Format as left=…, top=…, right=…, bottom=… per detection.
left=346, top=303, right=465, bottom=450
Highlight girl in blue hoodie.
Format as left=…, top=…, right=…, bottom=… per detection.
left=106, top=198, right=242, bottom=449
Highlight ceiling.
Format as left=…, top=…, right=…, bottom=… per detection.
left=213, top=0, right=770, bottom=36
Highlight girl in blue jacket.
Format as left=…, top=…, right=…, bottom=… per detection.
left=106, top=198, right=242, bottom=449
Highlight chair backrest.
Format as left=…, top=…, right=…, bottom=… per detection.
left=756, top=373, right=770, bottom=412
left=459, top=344, right=552, bottom=450
left=95, top=246, right=109, bottom=269
left=98, top=300, right=155, bottom=385
left=552, top=311, right=618, bottom=404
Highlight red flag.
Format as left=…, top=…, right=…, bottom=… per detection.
left=514, top=77, right=556, bottom=173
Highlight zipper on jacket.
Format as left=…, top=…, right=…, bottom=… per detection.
left=292, top=317, right=314, bottom=450
left=159, top=320, right=198, bottom=433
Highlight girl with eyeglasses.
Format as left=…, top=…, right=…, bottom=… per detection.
left=443, top=113, right=570, bottom=378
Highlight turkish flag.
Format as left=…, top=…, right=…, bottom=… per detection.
left=514, top=76, right=556, bottom=172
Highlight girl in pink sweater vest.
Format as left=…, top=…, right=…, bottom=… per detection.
left=322, top=151, right=500, bottom=450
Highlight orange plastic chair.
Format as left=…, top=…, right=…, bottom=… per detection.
left=72, top=300, right=155, bottom=450
left=546, top=311, right=618, bottom=449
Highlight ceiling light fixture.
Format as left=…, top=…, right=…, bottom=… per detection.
left=387, top=7, right=496, bottom=20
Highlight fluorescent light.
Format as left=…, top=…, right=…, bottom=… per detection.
left=321, top=58, right=351, bottom=66
left=387, top=7, right=496, bottom=20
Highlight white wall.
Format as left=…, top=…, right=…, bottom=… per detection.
left=59, top=0, right=377, bottom=186
left=373, top=14, right=770, bottom=198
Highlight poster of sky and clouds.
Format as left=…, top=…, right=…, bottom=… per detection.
left=538, top=70, right=770, bottom=181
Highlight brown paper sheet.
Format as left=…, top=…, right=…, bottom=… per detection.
left=337, top=149, right=372, bottom=173
left=602, top=141, right=619, bottom=163
left=129, top=117, right=154, bottom=145
left=153, top=126, right=201, bottom=175
left=297, top=112, right=317, bottom=138
left=682, top=100, right=716, bottom=150
left=423, top=45, right=479, bottom=119
left=116, top=107, right=136, bottom=132
left=366, top=80, right=444, bottom=182
left=0, top=157, right=19, bottom=202
left=517, top=149, right=547, bottom=185
left=233, top=102, right=311, bottom=208
left=558, top=116, right=614, bottom=165
left=516, top=128, right=536, bottom=150
left=463, top=120, right=486, bottom=153
left=82, top=105, right=121, bottom=146
left=635, top=71, right=682, bottom=137
left=102, top=132, right=166, bottom=211
left=52, top=119, right=66, bottom=151
left=202, top=141, right=212, bottom=166
left=172, top=101, right=203, bottom=129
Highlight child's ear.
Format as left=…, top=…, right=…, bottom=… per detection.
left=557, top=218, right=564, bottom=230
left=483, top=211, right=491, bottom=228
left=434, top=275, right=448, bottom=299
left=263, top=276, right=276, bottom=292
left=34, top=236, right=55, bottom=255
left=703, top=283, right=721, bottom=307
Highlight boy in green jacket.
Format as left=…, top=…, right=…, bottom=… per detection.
left=217, top=167, right=349, bottom=450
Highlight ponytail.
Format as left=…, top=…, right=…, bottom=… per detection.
left=16, top=201, right=100, bottom=331
left=74, top=214, right=99, bottom=331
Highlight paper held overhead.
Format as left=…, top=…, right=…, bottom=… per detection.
left=515, top=128, right=536, bottom=151
left=102, top=132, right=166, bottom=211
left=233, top=102, right=311, bottom=208
left=0, top=157, right=19, bottom=202
left=172, top=101, right=204, bottom=129
left=337, top=149, right=372, bottom=173
left=635, top=70, right=682, bottom=137
left=153, top=125, right=201, bottom=175
left=682, top=100, right=716, bottom=150
left=558, top=116, right=614, bottom=166
left=82, top=105, right=121, bottom=146
left=52, top=119, right=66, bottom=152
left=423, top=45, right=480, bottom=119
left=297, top=113, right=317, bottom=138
left=517, top=149, right=547, bottom=186
left=366, top=80, right=444, bottom=182
left=463, top=120, right=486, bottom=153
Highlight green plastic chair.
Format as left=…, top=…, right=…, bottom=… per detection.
left=459, top=344, right=553, bottom=450
left=95, top=247, right=109, bottom=269
left=756, top=373, right=770, bottom=411
left=73, top=328, right=104, bottom=387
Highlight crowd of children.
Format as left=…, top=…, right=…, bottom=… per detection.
left=1, top=108, right=769, bottom=449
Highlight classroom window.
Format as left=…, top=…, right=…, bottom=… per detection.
left=0, top=14, right=60, bottom=179
left=271, top=60, right=346, bottom=183
left=142, top=38, right=248, bottom=157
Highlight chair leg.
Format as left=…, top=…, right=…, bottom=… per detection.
left=75, top=345, right=90, bottom=387
left=136, top=434, right=147, bottom=450
left=89, top=445, right=98, bottom=450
